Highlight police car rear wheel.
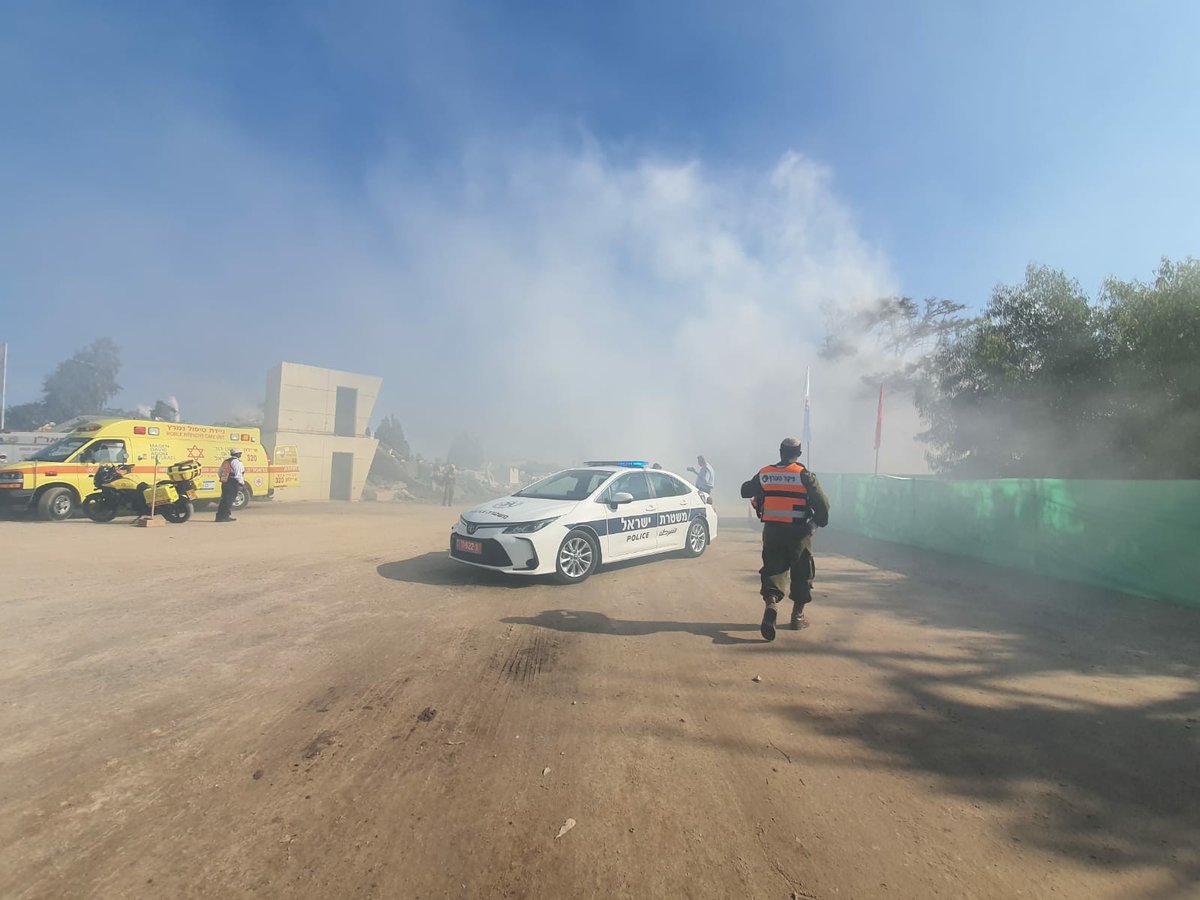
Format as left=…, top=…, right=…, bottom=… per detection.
left=684, top=519, right=708, bottom=557
left=554, top=530, right=598, bottom=584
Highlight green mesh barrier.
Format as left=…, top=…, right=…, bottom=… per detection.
left=822, top=475, right=1200, bottom=609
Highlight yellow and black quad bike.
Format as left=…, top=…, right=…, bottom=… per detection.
left=82, top=460, right=201, bottom=524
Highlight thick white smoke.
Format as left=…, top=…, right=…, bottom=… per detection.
left=363, top=139, right=921, bottom=477
left=3, top=113, right=929, bottom=476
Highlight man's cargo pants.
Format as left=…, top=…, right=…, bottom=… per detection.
left=759, top=521, right=815, bottom=605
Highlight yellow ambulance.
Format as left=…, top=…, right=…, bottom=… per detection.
left=0, top=418, right=293, bottom=521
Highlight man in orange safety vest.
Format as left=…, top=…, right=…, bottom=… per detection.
left=740, top=438, right=830, bottom=641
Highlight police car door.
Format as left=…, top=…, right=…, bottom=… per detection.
left=601, top=471, right=659, bottom=560
left=647, top=471, right=693, bottom=551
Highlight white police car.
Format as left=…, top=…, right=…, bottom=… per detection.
left=449, top=461, right=717, bottom=584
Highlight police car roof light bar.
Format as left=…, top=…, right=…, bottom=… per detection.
left=584, top=460, right=648, bottom=468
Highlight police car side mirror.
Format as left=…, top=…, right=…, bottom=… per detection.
left=607, top=491, right=634, bottom=508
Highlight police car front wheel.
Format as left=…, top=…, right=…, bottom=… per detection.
left=683, top=519, right=708, bottom=557
left=554, top=529, right=599, bottom=585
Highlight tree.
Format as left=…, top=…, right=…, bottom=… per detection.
left=447, top=431, right=485, bottom=470
left=1096, top=257, right=1200, bottom=477
left=823, top=296, right=971, bottom=361
left=916, top=265, right=1109, bottom=476
left=913, top=260, right=1200, bottom=478
left=821, top=295, right=973, bottom=397
left=3, top=338, right=124, bottom=430
left=374, top=415, right=411, bottom=460
left=41, top=338, right=124, bottom=424
left=3, top=401, right=50, bottom=431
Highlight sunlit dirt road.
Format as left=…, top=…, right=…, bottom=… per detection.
left=1, top=504, right=1197, bottom=899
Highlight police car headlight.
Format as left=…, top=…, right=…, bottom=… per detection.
left=504, top=517, right=558, bottom=534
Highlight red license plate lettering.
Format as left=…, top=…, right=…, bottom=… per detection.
left=456, top=537, right=483, bottom=555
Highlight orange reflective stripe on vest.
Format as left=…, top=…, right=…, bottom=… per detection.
left=757, top=462, right=809, bottom=524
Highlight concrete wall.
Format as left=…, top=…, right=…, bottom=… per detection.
left=263, top=362, right=381, bottom=502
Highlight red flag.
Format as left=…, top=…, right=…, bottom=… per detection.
left=874, top=384, right=884, bottom=451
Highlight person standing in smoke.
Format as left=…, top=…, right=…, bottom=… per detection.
left=687, top=455, right=715, bottom=495
left=740, top=438, right=830, bottom=641
left=442, top=463, right=457, bottom=507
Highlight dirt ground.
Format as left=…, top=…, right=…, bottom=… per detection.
left=1, top=503, right=1197, bottom=900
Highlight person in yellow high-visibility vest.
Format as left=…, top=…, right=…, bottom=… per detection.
left=740, top=438, right=830, bottom=641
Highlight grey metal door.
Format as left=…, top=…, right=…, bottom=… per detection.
left=330, top=452, right=354, bottom=501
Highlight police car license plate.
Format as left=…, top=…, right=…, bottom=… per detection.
left=455, top=537, right=483, bottom=555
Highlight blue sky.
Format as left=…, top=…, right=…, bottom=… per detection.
left=2, top=1, right=1197, bottom=466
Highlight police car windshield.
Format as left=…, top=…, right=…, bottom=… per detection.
left=27, top=436, right=91, bottom=462
left=514, top=469, right=612, bottom=501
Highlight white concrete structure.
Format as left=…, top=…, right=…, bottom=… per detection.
left=263, top=362, right=381, bottom=502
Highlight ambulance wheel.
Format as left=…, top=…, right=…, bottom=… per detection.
left=38, top=487, right=76, bottom=522
left=83, top=494, right=119, bottom=523
left=231, top=485, right=251, bottom=511
left=554, top=529, right=599, bottom=585
left=162, top=500, right=193, bottom=524
left=683, top=518, right=708, bottom=557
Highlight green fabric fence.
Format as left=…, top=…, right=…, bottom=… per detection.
left=822, top=475, right=1200, bottom=609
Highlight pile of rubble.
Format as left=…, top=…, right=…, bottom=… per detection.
left=364, top=458, right=510, bottom=505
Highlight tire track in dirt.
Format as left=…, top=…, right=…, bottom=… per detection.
left=220, top=607, right=582, bottom=898
left=498, top=628, right=559, bottom=684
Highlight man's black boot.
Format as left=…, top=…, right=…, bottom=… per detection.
left=760, top=598, right=779, bottom=642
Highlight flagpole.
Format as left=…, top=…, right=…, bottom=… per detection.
left=803, top=366, right=812, bottom=469
left=0, top=343, right=7, bottom=431
left=873, top=383, right=884, bottom=476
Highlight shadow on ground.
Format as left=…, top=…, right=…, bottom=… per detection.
left=377, top=549, right=701, bottom=589
left=501, top=609, right=764, bottom=645
left=771, top=640, right=1200, bottom=895
left=500, top=532, right=1200, bottom=894
left=820, top=529, right=1200, bottom=677
left=802, top=531, right=1200, bottom=896
left=376, top=553, right=536, bottom=588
